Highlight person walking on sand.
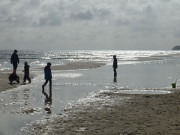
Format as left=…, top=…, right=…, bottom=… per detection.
left=11, top=50, right=19, bottom=71
left=23, top=62, right=31, bottom=83
left=113, top=55, right=118, bottom=78
left=42, top=62, right=52, bottom=99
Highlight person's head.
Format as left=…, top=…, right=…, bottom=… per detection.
left=14, top=50, right=18, bottom=53
left=24, top=62, right=28, bottom=65
left=113, top=55, right=116, bottom=59
left=47, top=62, right=51, bottom=67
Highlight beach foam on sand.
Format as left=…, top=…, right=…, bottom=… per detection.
left=32, top=89, right=180, bottom=135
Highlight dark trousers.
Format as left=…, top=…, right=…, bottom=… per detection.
left=13, top=63, right=18, bottom=70
left=23, top=74, right=31, bottom=83
left=113, top=68, right=117, bottom=77
left=42, top=79, right=52, bottom=98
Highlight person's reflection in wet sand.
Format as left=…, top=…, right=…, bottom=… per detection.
left=42, top=91, right=52, bottom=114
left=113, top=77, right=117, bottom=83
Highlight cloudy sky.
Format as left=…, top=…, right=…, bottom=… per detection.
left=0, top=0, right=180, bottom=50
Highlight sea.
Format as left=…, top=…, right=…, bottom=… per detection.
left=0, top=50, right=180, bottom=135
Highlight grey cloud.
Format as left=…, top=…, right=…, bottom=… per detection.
left=174, top=31, right=180, bottom=38
left=27, top=0, right=40, bottom=7
left=139, top=5, right=157, bottom=28
left=94, top=8, right=112, bottom=21
left=37, top=11, right=62, bottom=26
left=69, top=3, right=112, bottom=21
left=160, top=0, right=170, bottom=3
left=115, top=18, right=129, bottom=26
left=0, top=0, right=114, bottom=27
left=124, top=4, right=158, bottom=34
left=0, top=0, right=63, bottom=27
left=71, top=11, right=94, bottom=21
left=0, top=0, right=180, bottom=50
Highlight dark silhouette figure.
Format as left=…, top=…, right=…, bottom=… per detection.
left=43, top=91, right=52, bottom=114
left=113, top=77, right=117, bottom=83
left=42, top=62, right=52, bottom=99
left=9, top=70, right=20, bottom=84
left=11, top=50, right=19, bottom=71
left=113, top=55, right=118, bottom=78
left=23, top=62, right=31, bottom=83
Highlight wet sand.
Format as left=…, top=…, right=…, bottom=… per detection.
left=0, top=70, right=36, bottom=92
left=1, top=61, right=180, bottom=135
left=0, top=71, right=31, bottom=92
left=33, top=89, right=180, bottom=135
left=0, top=61, right=105, bottom=92
left=51, top=61, right=106, bottom=70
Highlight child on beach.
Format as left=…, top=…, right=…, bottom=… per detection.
left=42, top=62, right=52, bottom=99
left=23, top=62, right=31, bottom=83
left=9, top=70, right=20, bottom=84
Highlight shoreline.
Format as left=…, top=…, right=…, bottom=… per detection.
left=0, top=56, right=174, bottom=92
left=1, top=60, right=180, bottom=135
left=32, top=89, right=180, bottom=135
left=0, top=61, right=106, bottom=92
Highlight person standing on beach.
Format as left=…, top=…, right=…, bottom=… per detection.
left=42, top=62, right=52, bottom=99
left=113, top=55, right=118, bottom=78
left=23, top=62, right=31, bottom=84
left=11, top=50, right=19, bottom=71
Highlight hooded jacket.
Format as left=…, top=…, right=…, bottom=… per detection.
left=11, top=53, right=19, bottom=64
left=44, top=66, right=52, bottom=80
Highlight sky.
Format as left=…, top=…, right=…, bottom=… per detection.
left=0, top=0, right=180, bottom=50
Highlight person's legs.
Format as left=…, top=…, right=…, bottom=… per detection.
left=42, top=80, right=48, bottom=93
left=49, top=79, right=52, bottom=99
left=24, top=75, right=31, bottom=83
left=42, top=79, right=52, bottom=98
left=113, top=68, right=117, bottom=77
left=13, top=63, right=17, bottom=70
left=43, top=80, right=48, bottom=86
left=26, top=74, right=31, bottom=83
left=23, top=75, right=26, bottom=83
left=49, top=79, right=52, bottom=90
left=28, top=76, right=31, bottom=83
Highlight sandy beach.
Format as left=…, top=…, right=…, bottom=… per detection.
left=0, top=71, right=33, bottom=92
left=33, top=89, right=180, bottom=135
left=1, top=61, right=180, bottom=135
left=51, top=61, right=106, bottom=70
left=0, top=61, right=105, bottom=92
left=28, top=61, right=180, bottom=135
left=0, top=70, right=36, bottom=92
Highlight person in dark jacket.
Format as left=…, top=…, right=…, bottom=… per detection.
left=9, top=70, right=20, bottom=84
left=11, top=50, right=19, bottom=71
left=113, top=55, right=118, bottom=78
left=42, top=62, right=52, bottom=99
left=23, top=62, right=31, bottom=83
